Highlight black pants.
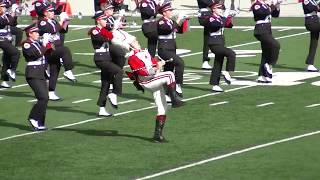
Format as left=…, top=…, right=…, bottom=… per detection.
left=10, top=26, right=23, bottom=47
left=254, top=33, right=280, bottom=76
left=202, top=27, right=210, bottom=62
left=26, top=78, right=49, bottom=125
left=158, top=48, right=184, bottom=84
left=110, top=44, right=126, bottom=68
left=142, top=22, right=158, bottom=57
left=95, top=60, right=123, bottom=107
left=209, top=44, right=236, bottom=85
left=305, top=22, right=320, bottom=65
left=0, top=40, right=20, bottom=81
left=47, top=46, right=74, bottom=91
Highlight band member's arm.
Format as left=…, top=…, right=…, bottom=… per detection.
left=90, top=28, right=113, bottom=43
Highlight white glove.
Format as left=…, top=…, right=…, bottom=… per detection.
left=177, top=11, right=188, bottom=20
left=229, top=10, right=239, bottom=17
left=42, top=33, right=51, bottom=46
left=118, top=9, right=125, bottom=17
left=11, top=4, right=18, bottom=13
left=223, top=9, right=230, bottom=17
left=59, top=12, right=70, bottom=22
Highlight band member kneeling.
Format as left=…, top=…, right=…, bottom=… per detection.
left=22, top=23, right=52, bottom=131
left=127, top=41, right=185, bottom=143
left=90, top=11, right=123, bottom=116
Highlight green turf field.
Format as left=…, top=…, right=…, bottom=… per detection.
left=0, top=17, right=320, bottom=179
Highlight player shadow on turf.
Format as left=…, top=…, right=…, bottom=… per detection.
left=0, top=119, right=32, bottom=131
left=0, top=91, right=35, bottom=98
left=73, top=62, right=96, bottom=69
left=54, top=128, right=154, bottom=142
left=58, top=81, right=100, bottom=89
left=47, top=106, right=98, bottom=116
left=122, top=93, right=154, bottom=102
left=182, top=84, right=211, bottom=92
left=242, top=62, right=306, bottom=72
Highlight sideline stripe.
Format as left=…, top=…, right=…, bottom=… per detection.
left=136, top=130, right=320, bottom=180
left=209, top=101, right=228, bottom=106
left=306, top=103, right=320, bottom=108
left=72, top=99, right=92, bottom=104
left=257, top=102, right=274, bottom=107
left=0, top=85, right=255, bottom=142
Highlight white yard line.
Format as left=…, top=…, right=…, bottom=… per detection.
left=209, top=101, right=229, bottom=106
left=136, top=130, right=320, bottom=180
left=72, top=99, right=92, bottom=104
left=306, top=103, right=320, bottom=108
left=257, top=102, right=274, bottom=107
left=242, top=28, right=254, bottom=32
left=71, top=27, right=89, bottom=31
left=189, top=26, right=306, bottom=30
left=278, top=28, right=291, bottom=32
left=28, top=99, right=37, bottom=103
left=0, top=85, right=255, bottom=142
left=118, top=99, right=137, bottom=105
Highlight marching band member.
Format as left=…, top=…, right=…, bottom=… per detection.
left=197, top=0, right=216, bottom=70
left=22, top=23, right=52, bottom=131
left=5, top=0, right=23, bottom=47
left=0, top=0, right=20, bottom=88
left=200, top=1, right=236, bottom=92
left=157, top=2, right=188, bottom=98
left=139, top=0, right=161, bottom=57
left=251, top=0, right=280, bottom=83
left=127, top=41, right=185, bottom=142
left=103, top=3, right=126, bottom=68
left=302, top=0, right=320, bottom=72
left=36, top=2, right=76, bottom=100
left=89, top=10, right=123, bottom=116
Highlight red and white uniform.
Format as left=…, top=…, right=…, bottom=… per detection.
left=128, top=49, right=176, bottom=115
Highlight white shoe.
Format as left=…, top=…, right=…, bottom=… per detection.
left=28, top=119, right=39, bottom=130
left=307, top=65, right=319, bottom=72
left=49, top=91, right=60, bottom=101
left=37, top=126, right=47, bottom=131
left=264, top=63, right=273, bottom=78
left=98, top=107, right=113, bottom=117
left=222, top=71, right=235, bottom=85
left=257, top=76, right=271, bottom=83
left=176, top=84, right=183, bottom=97
left=165, top=95, right=172, bottom=103
left=201, top=61, right=212, bottom=70
left=0, top=81, right=11, bottom=88
left=108, top=93, right=118, bottom=109
left=63, top=70, right=77, bottom=83
left=212, top=85, right=223, bottom=92
left=6, top=69, right=16, bottom=81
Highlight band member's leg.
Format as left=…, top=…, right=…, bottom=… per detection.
left=27, top=78, right=49, bottom=126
